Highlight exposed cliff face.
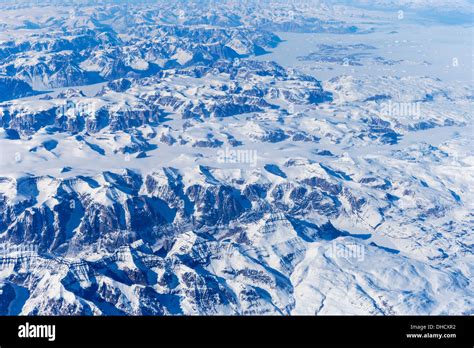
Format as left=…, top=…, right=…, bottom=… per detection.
left=0, top=1, right=472, bottom=316
left=0, top=77, right=37, bottom=102
left=0, top=167, right=341, bottom=253
left=0, top=60, right=331, bottom=143
left=0, top=21, right=281, bottom=91
left=0, top=150, right=470, bottom=315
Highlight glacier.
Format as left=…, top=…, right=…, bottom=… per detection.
left=0, top=0, right=472, bottom=315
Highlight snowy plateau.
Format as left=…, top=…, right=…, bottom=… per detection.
left=0, top=0, right=472, bottom=315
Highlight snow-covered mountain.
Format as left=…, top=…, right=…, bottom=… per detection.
left=0, top=1, right=472, bottom=315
